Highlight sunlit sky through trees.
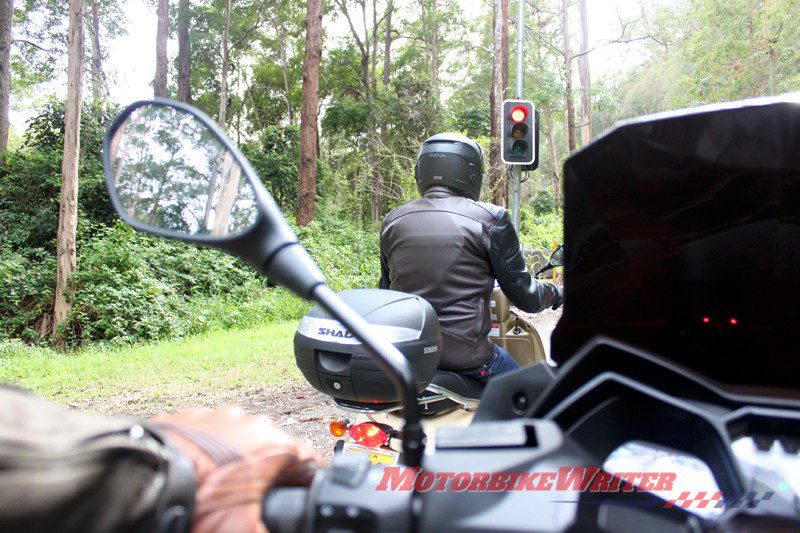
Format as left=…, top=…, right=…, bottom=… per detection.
left=9, top=0, right=680, bottom=133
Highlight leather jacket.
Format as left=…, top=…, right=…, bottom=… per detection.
left=379, top=186, right=563, bottom=369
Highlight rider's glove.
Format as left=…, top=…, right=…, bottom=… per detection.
left=151, top=406, right=322, bottom=533
left=550, top=284, right=564, bottom=310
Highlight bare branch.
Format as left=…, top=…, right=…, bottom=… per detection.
left=524, top=24, right=564, bottom=56
left=334, top=0, right=367, bottom=56
left=12, top=38, right=58, bottom=60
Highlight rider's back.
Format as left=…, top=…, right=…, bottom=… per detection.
left=381, top=132, right=562, bottom=371
left=380, top=186, right=503, bottom=369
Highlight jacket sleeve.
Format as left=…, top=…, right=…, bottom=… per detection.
left=379, top=224, right=391, bottom=289
left=379, top=248, right=391, bottom=289
left=488, top=210, right=563, bottom=313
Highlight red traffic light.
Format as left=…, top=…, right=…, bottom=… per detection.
left=510, top=105, right=528, bottom=123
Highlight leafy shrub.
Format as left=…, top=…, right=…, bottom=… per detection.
left=0, top=100, right=119, bottom=253
left=63, top=222, right=270, bottom=344
left=519, top=208, right=563, bottom=249
left=295, top=215, right=380, bottom=291
left=531, top=189, right=557, bottom=215
left=0, top=149, right=62, bottom=250
left=1, top=215, right=380, bottom=347
left=0, top=246, right=55, bottom=343
left=242, top=125, right=300, bottom=212
left=452, top=105, right=491, bottom=138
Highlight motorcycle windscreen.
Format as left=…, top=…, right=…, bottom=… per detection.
left=552, top=95, right=800, bottom=395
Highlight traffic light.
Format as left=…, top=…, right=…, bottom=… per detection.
left=501, top=99, right=537, bottom=167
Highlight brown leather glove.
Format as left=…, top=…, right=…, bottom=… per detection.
left=151, top=407, right=323, bottom=533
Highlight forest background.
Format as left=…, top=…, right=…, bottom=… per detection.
left=1, top=0, right=798, bottom=353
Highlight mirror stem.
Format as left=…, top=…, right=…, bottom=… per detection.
left=534, top=264, right=554, bottom=278
left=312, top=284, right=424, bottom=467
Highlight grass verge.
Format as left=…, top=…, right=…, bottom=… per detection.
left=0, top=321, right=303, bottom=405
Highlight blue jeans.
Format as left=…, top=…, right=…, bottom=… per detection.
left=461, top=344, right=520, bottom=382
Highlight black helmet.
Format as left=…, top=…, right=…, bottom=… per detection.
left=414, top=132, right=483, bottom=201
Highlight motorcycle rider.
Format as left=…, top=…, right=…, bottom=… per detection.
left=0, top=384, right=321, bottom=533
left=379, top=133, right=563, bottom=381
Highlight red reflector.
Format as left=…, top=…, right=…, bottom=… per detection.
left=730, top=318, right=738, bottom=325
left=348, top=423, right=389, bottom=448
left=510, top=105, right=528, bottom=122
left=702, top=317, right=711, bottom=324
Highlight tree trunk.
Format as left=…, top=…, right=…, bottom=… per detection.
left=370, top=0, right=378, bottom=98
left=369, top=0, right=394, bottom=221
left=431, top=0, right=439, bottom=94
left=543, top=106, right=561, bottom=207
left=0, top=0, right=13, bottom=154
left=383, top=1, right=392, bottom=87
left=561, top=0, right=576, bottom=153
left=577, top=0, right=592, bottom=146
left=500, top=0, right=508, bottom=99
left=154, top=0, right=168, bottom=97
left=218, top=0, right=231, bottom=126
left=88, top=0, right=105, bottom=101
left=494, top=0, right=508, bottom=207
left=296, top=0, right=322, bottom=227
left=276, top=21, right=293, bottom=124
left=488, top=0, right=505, bottom=204
left=419, top=0, right=429, bottom=79
left=177, top=0, right=191, bottom=103
left=378, top=1, right=393, bottom=210
left=53, top=0, right=85, bottom=343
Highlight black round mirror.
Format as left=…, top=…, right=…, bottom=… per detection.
left=549, top=245, right=564, bottom=268
left=108, top=104, right=258, bottom=238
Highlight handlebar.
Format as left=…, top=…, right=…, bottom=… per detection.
left=263, top=487, right=308, bottom=533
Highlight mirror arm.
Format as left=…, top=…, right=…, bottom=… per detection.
left=534, top=263, right=554, bottom=278
left=312, top=284, right=425, bottom=468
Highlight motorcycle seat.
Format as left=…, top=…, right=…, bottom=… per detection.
left=429, top=370, right=485, bottom=402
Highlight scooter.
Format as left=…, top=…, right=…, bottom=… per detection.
left=103, top=94, right=800, bottom=532
left=320, top=255, right=561, bottom=464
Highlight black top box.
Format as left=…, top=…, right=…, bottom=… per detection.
left=294, top=289, right=442, bottom=403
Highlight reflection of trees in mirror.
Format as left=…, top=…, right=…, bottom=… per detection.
left=111, top=106, right=258, bottom=237
left=550, top=246, right=564, bottom=267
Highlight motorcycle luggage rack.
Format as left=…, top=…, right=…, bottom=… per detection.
left=427, top=383, right=481, bottom=409
left=334, top=389, right=451, bottom=415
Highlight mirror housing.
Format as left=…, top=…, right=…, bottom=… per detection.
left=534, top=245, right=564, bottom=278
left=549, top=245, right=564, bottom=268
left=103, top=99, right=325, bottom=298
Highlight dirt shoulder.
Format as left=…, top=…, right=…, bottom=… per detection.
left=77, top=381, right=341, bottom=462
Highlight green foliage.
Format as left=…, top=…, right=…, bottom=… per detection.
left=531, top=190, right=556, bottom=215
left=321, top=98, right=374, bottom=143
left=519, top=208, right=563, bottom=249
left=0, top=212, right=379, bottom=347
left=0, top=148, right=62, bottom=250
left=63, top=222, right=269, bottom=345
left=295, top=216, right=381, bottom=291
left=0, top=247, right=55, bottom=343
left=451, top=106, right=490, bottom=138
left=607, top=0, right=800, bottom=123
left=243, top=125, right=301, bottom=210
left=0, top=100, right=120, bottom=253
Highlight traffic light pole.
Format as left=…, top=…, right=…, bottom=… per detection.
left=511, top=0, right=525, bottom=231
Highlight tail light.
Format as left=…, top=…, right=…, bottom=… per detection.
left=348, top=422, right=390, bottom=448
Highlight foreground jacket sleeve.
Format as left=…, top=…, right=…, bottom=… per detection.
left=378, top=228, right=392, bottom=289
left=379, top=248, right=391, bottom=289
left=488, top=209, right=563, bottom=313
